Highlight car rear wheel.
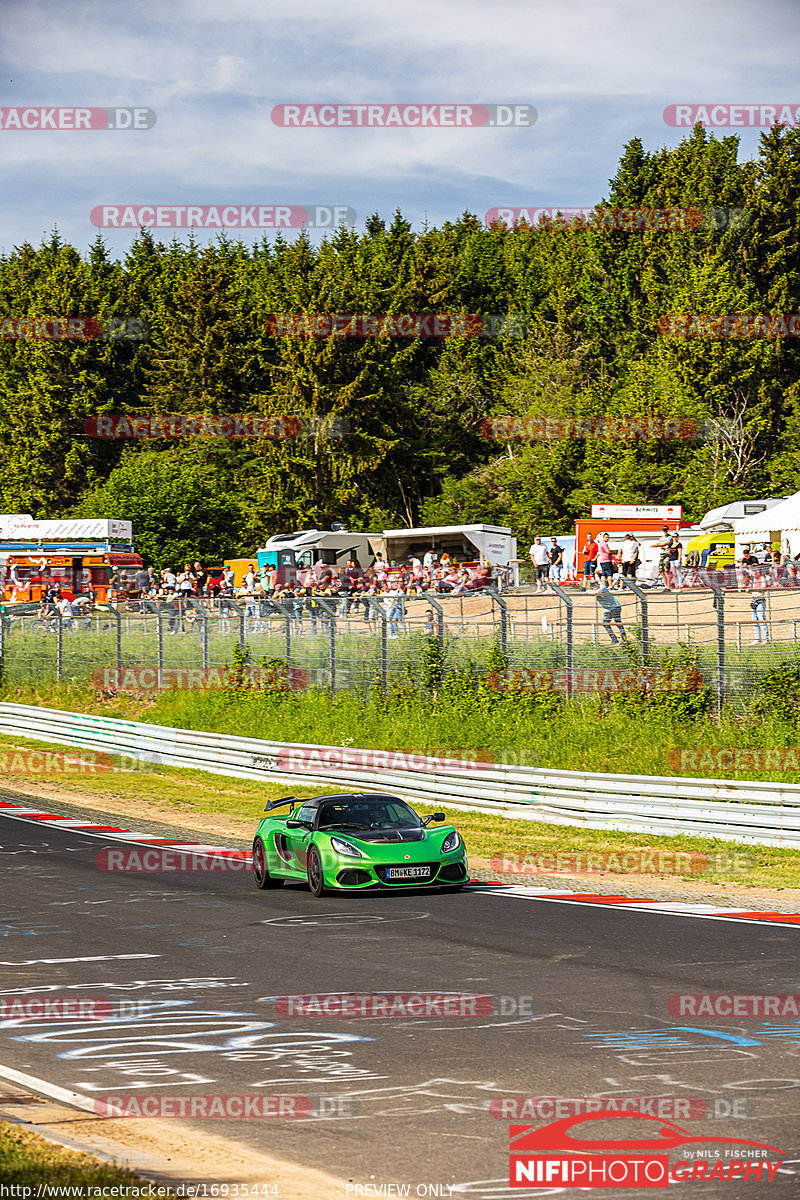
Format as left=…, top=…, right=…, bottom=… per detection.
left=252, top=837, right=282, bottom=889
left=307, top=846, right=326, bottom=897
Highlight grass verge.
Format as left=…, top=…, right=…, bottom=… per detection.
left=0, top=1121, right=146, bottom=1192
left=0, top=731, right=798, bottom=890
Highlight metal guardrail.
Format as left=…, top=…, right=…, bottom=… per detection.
left=0, top=703, right=798, bottom=848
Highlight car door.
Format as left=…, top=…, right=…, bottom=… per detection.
left=281, top=805, right=316, bottom=875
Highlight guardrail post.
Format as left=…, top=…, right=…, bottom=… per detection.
left=620, top=577, right=649, bottom=663
left=713, top=586, right=725, bottom=714
left=486, top=590, right=508, bottom=655
left=56, top=613, right=63, bottom=682
left=547, top=582, right=573, bottom=695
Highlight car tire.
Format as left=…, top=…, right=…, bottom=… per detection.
left=307, top=846, right=326, bottom=897
left=252, top=837, right=282, bottom=889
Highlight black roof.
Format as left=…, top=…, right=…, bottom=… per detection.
left=304, top=792, right=406, bottom=808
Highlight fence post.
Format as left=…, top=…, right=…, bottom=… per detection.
left=713, top=586, right=725, bottom=713
left=547, top=582, right=573, bottom=696
left=56, top=613, right=63, bottom=683
left=0, top=613, right=5, bottom=687
left=366, top=597, right=388, bottom=690
left=107, top=603, right=122, bottom=688
left=315, top=598, right=337, bottom=690
left=486, top=590, right=508, bottom=655
left=157, top=608, right=164, bottom=688
left=422, top=592, right=446, bottom=659
left=620, top=577, right=649, bottom=663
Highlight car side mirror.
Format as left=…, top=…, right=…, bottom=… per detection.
left=285, top=819, right=308, bottom=830
left=422, top=812, right=446, bottom=825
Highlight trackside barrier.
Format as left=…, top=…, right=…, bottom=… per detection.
left=0, top=704, right=799, bottom=847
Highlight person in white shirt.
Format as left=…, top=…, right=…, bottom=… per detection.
left=423, top=549, right=437, bottom=571
left=529, top=537, right=550, bottom=592
left=619, top=534, right=640, bottom=579
left=56, top=596, right=73, bottom=630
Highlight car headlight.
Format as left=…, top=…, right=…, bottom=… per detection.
left=329, top=836, right=365, bottom=858
left=441, top=830, right=460, bottom=853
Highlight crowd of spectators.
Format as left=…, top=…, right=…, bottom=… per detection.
left=108, top=553, right=500, bottom=634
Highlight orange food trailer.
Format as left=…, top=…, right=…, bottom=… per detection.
left=574, top=504, right=693, bottom=581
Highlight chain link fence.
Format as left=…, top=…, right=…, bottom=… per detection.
left=2, top=583, right=800, bottom=708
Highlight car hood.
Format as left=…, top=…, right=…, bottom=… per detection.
left=325, top=827, right=428, bottom=844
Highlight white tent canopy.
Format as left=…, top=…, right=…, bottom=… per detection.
left=733, top=490, right=800, bottom=540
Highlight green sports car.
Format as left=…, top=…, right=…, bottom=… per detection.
left=252, top=791, right=468, bottom=896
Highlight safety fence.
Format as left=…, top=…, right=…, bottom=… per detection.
left=1, top=583, right=800, bottom=705
left=0, top=703, right=798, bottom=847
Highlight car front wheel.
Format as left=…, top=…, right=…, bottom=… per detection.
left=307, top=846, right=326, bottom=897
left=252, top=837, right=282, bottom=889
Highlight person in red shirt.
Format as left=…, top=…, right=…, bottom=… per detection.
left=583, top=533, right=599, bottom=582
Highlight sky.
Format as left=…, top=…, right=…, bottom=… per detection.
left=1, top=0, right=799, bottom=258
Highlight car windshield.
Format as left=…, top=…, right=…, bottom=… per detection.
left=318, top=800, right=422, bottom=831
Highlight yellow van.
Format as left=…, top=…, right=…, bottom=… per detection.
left=222, top=558, right=258, bottom=587
left=684, top=532, right=736, bottom=571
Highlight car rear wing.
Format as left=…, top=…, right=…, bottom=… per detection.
left=264, top=795, right=301, bottom=812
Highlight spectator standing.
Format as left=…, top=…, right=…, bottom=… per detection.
left=423, top=549, right=438, bottom=572
left=56, top=594, right=74, bottom=631
left=194, top=562, right=208, bottom=597
left=548, top=538, right=564, bottom=582
left=655, top=526, right=673, bottom=589
left=668, top=533, right=683, bottom=588
left=750, top=586, right=769, bottom=644
left=596, top=533, right=615, bottom=582
left=178, top=565, right=195, bottom=599
left=619, top=534, right=640, bottom=580
left=529, top=537, right=550, bottom=592
left=583, top=532, right=599, bottom=582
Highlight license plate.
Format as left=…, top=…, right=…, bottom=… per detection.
left=386, top=865, right=431, bottom=880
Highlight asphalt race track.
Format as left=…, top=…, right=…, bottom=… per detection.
left=1, top=804, right=799, bottom=1198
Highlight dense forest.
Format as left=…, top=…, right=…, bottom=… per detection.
left=1, top=126, right=799, bottom=565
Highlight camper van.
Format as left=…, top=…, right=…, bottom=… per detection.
left=256, top=530, right=376, bottom=586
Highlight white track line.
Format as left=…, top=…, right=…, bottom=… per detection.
left=0, top=1062, right=97, bottom=1113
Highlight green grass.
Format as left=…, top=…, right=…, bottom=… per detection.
left=7, top=676, right=800, bottom=783
left=0, top=1121, right=147, bottom=1193
left=0, top=729, right=798, bottom=890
